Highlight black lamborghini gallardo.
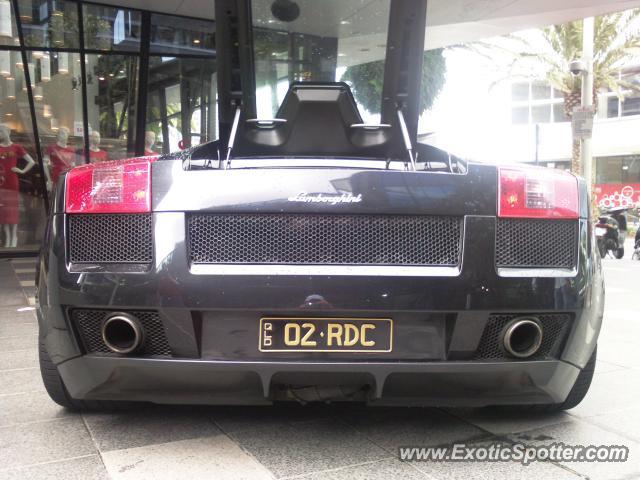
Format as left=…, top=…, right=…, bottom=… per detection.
left=36, top=0, right=603, bottom=410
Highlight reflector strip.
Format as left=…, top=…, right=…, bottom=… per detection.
left=498, top=166, right=579, bottom=219
left=65, top=157, right=155, bottom=214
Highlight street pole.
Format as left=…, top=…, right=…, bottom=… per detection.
left=581, top=17, right=595, bottom=188
left=534, top=123, right=540, bottom=166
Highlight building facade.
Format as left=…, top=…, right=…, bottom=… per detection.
left=0, top=0, right=216, bottom=254
left=419, top=50, right=640, bottom=213
left=507, top=78, right=640, bottom=211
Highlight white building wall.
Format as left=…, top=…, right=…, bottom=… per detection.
left=422, top=115, right=640, bottom=164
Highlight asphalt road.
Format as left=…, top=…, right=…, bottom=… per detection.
left=0, top=253, right=638, bottom=480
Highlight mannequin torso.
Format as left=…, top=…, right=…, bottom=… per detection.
left=46, top=141, right=77, bottom=182
left=0, top=125, right=37, bottom=246
left=88, top=148, right=109, bottom=163
left=0, top=142, right=28, bottom=192
left=144, top=131, right=159, bottom=157
left=85, top=131, right=108, bottom=163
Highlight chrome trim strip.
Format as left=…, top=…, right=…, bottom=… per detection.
left=497, top=267, right=577, bottom=278
left=190, top=264, right=461, bottom=277
left=246, top=118, right=287, bottom=124
left=350, top=123, right=391, bottom=129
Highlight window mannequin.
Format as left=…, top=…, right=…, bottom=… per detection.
left=87, top=131, right=108, bottom=163
left=144, top=131, right=159, bottom=157
left=0, top=124, right=36, bottom=248
left=44, top=126, right=76, bottom=190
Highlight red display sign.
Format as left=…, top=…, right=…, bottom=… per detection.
left=594, top=183, right=640, bottom=210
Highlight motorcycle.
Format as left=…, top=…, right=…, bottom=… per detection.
left=595, top=214, right=625, bottom=259
left=633, top=239, right=640, bottom=261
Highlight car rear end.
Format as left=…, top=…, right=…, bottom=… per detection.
left=36, top=156, right=604, bottom=407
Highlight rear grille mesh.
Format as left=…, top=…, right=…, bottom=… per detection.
left=71, top=309, right=171, bottom=356
left=496, top=219, right=577, bottom=268
left=473, top=313, right=572, bottom=360
left=188, top=213, right=463, bottom=266
left=68, top=214, right=153, bottom=264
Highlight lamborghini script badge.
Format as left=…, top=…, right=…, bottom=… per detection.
left=287, top=192, right=363, bottom=204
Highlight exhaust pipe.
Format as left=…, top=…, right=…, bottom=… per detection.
left=503, top=318, right=543, bottom=358
left=102, top=314, right=144, bottom=354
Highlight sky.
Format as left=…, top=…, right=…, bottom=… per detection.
left=418, top=46, right=515, bottom=161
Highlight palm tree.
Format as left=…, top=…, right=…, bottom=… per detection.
left=534, top=12, right=640, bottom=172
left=341, top=49, right=447, bottom=118
left=469, top=10, right=640, bottom=173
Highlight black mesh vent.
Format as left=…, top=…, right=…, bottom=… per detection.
left=68, top=214, right=153, bottom=264
left=188, top=213, right=463, bottom=266
left=496, top=219, right=577, bottom=268
left=473, top=314, right=572, bottom=360
left=71, top=309, right=171, bottom=356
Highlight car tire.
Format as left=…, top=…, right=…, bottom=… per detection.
left=614, top=247, right=625, bottom=259
left=523, top=346, right=597, bottom=413
left=39, top=338, right=133, bottom=411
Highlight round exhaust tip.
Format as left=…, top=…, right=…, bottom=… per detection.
left=102, top=314, right=144, bottom=355
left=503, top=318, right=543, bottom=359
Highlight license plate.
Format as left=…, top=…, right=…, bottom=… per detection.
left=595, top=227, right=607, bottom=236
left=259, top=317, right=393, bottom=353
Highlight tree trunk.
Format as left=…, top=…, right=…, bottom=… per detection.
left=564, top=91, right=583, bottom=175
left=571, top=138, right=581, bottom=175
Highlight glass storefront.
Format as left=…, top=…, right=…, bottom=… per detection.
left=146, top=57, right=217, bottom=153
left=596, top=155, right=640, bottom=184
left=0, top=0, right=216, bottom=254
left=30, top=50, right=83, bottom=186
left=251, top=0, right=391, bottom=122
left=85, top=53, right=140, bottom=160
left=1, top=0, right=46, bottom=250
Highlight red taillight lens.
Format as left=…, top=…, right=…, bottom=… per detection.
left=498, top=166, right=579, bottom=219
left=65, top=158, right=154, bottom=214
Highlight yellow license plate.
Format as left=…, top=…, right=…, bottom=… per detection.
left=259, top=317, right=393, bottom=353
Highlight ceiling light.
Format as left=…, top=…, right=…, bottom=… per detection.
left=193, top=38, right=201, bottom=44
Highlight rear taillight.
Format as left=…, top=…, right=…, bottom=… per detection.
left=498, top=166, right=579, bottom=219
left=65, top=157, right=155, bottom=214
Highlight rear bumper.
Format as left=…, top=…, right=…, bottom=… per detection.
left=58, top=355, right=579, bottom=407
left=38, top=172, right=605, bottom=405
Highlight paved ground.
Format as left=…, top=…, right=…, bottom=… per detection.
left=0, top=252, right=638, bottom=480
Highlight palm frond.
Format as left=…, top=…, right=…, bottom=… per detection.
left=468, top=8, right=640, bottom=100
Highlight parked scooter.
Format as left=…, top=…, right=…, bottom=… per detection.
left=595, top=209, right=627, bottom=259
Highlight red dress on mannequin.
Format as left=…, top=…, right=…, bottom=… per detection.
left=0, top=144, right=27, bottom=225
left=78, top=148, right=109, bottom=164
left=89, top=149, right=109, bottom=163
left=46, top=144, right=76, bottom=183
